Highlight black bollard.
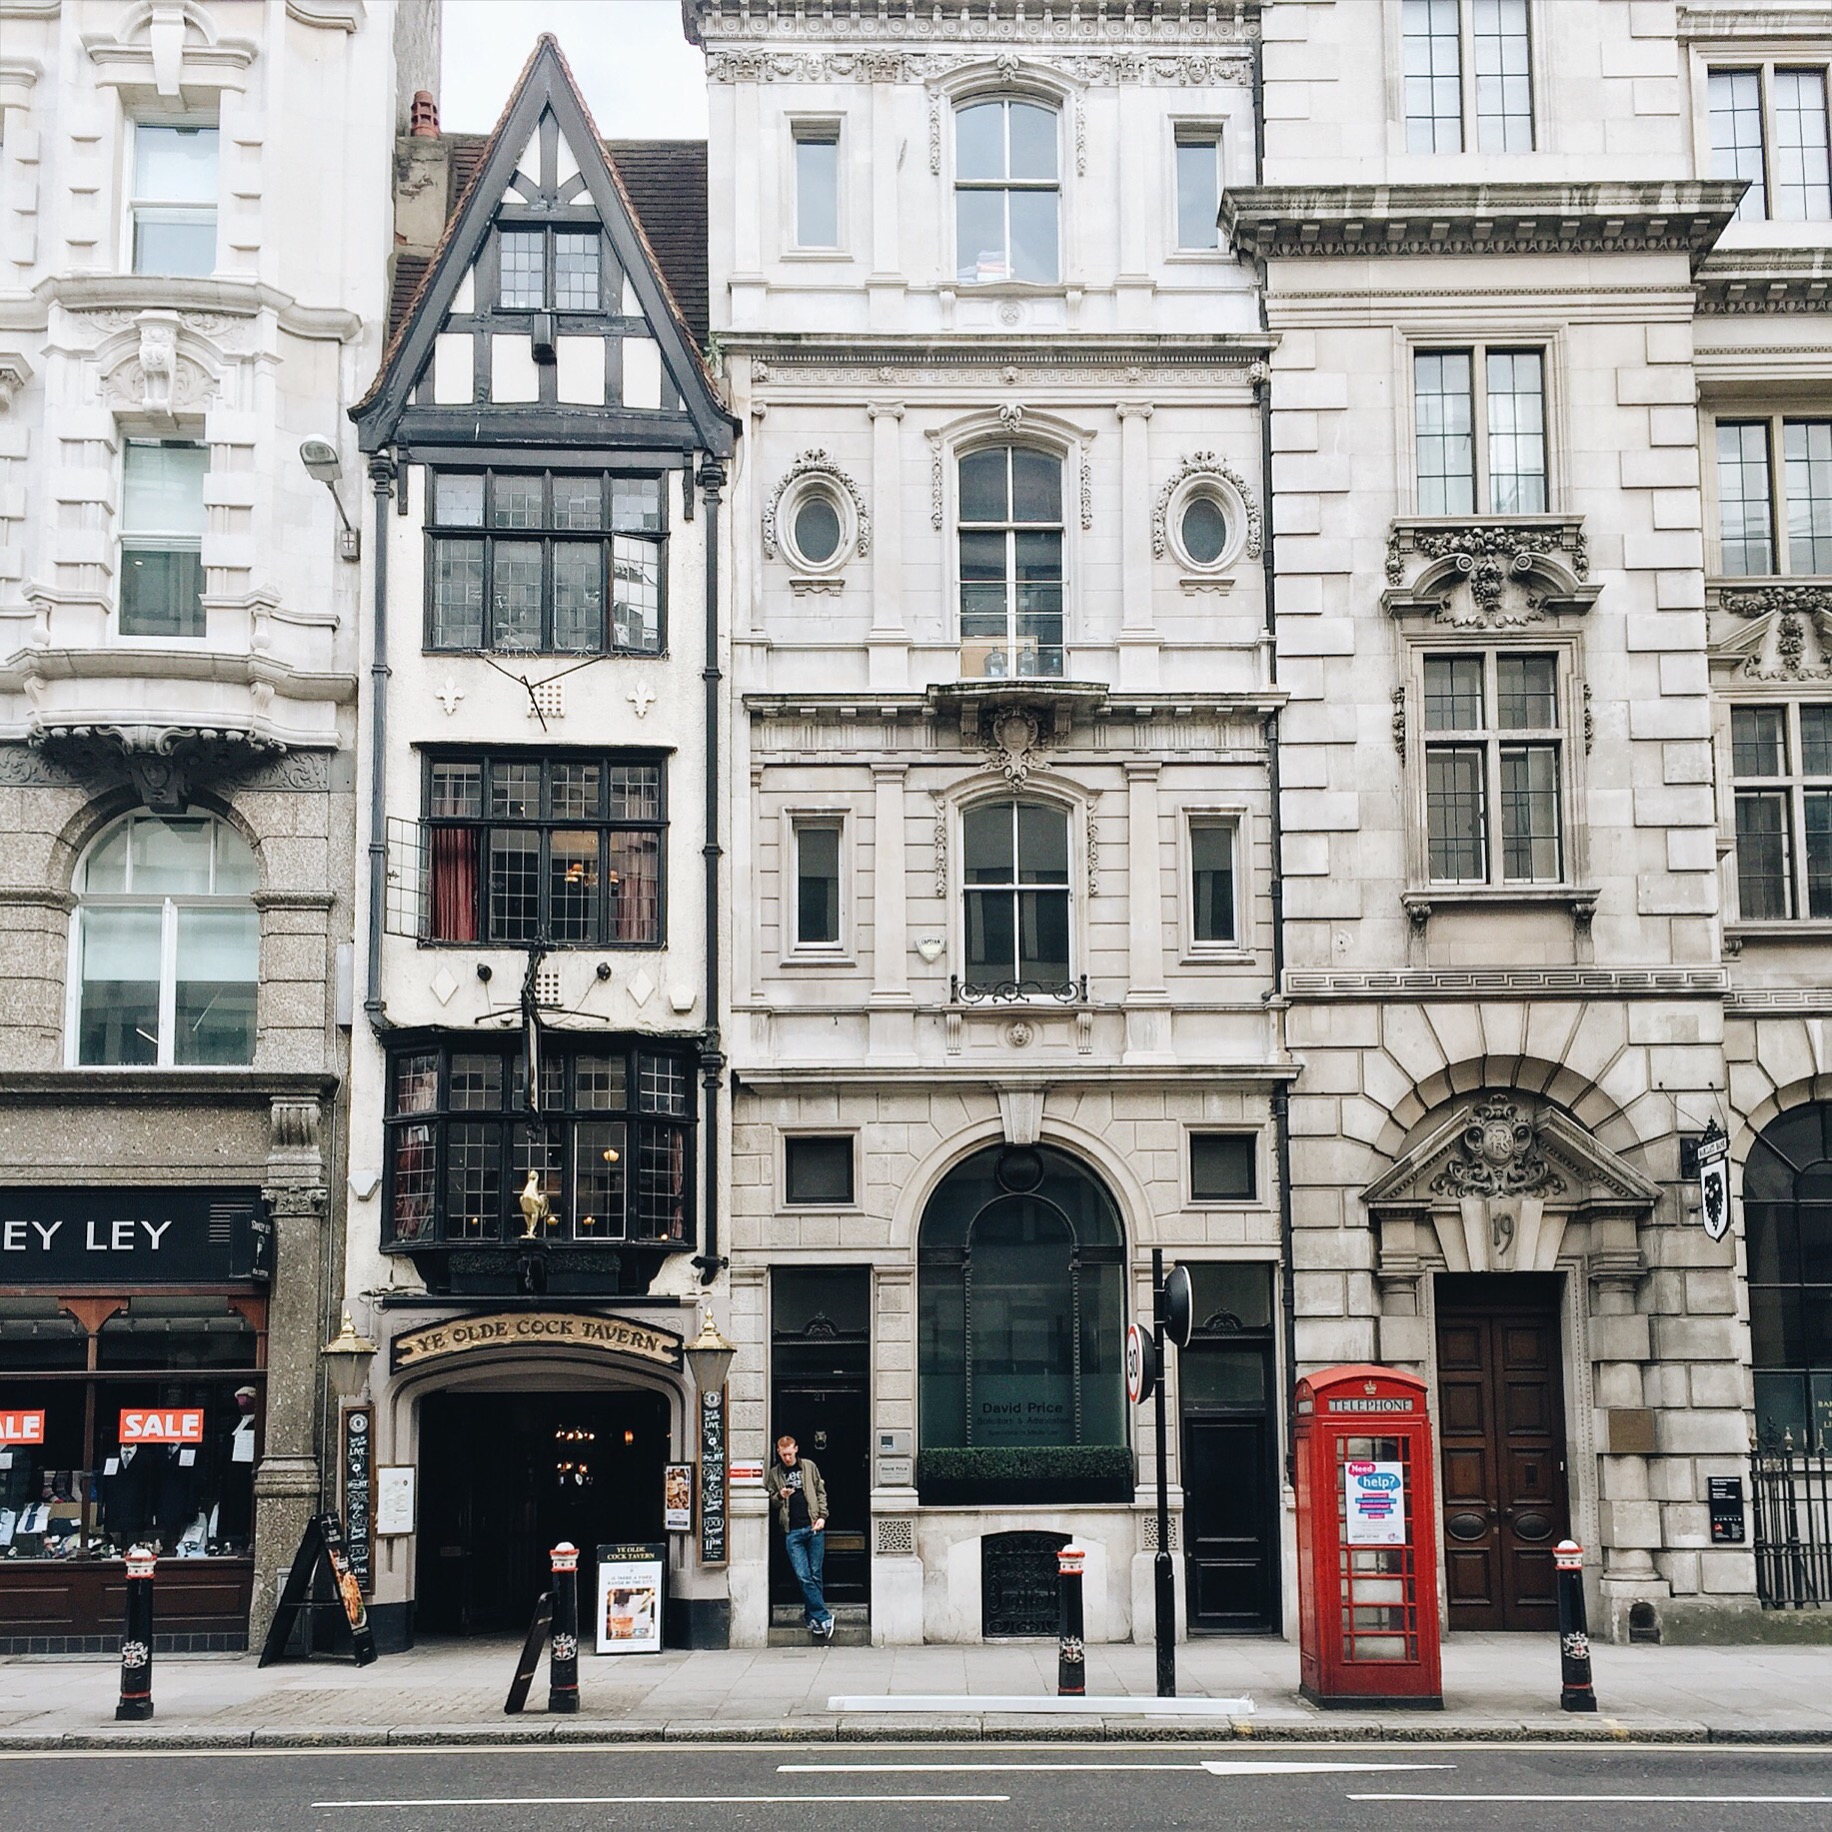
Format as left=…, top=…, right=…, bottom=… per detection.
left=548, top=1541, right=581, bottom=1714
left=115, top=1544, right=156, bottom=1721
left=1057, top=1544, right=1086, bottom=1696
left=1555, top=1538, right=1597, bottom=1713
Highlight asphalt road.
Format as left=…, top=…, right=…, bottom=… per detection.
left=2, top=1741, right=1831, bottom=1831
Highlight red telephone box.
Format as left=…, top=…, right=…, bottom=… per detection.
left=1295, top=1364, right=1442, bottom=1708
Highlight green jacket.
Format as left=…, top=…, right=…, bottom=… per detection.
left=765, top=1455, right=829, bottom=1534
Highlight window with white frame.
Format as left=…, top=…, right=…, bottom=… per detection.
left=1174, top=125, right=1223, bottom=250
left=1731, top=703, right=1832, bottom=921
left=1188, top=816, right=1239, bottom=948
left=1423, top=650, right=1565, bottom=885
left=958, top=445, right=1064, bottom=679
left=130, top=122, right=218, bottom=276
left=955, top=97, right=1059, bottom=284
left=1715, top=416, right=1832, bottom=576
left=73, top=812, right=258, bottom=1067
left=792, top=121, right=840, bottom=249
left=1709, top=66, right=1832, bottom=223
left=792, top=817, right=843, bottom=950
left=1415, top=347, right=1547, bottom=515
left=1402, top=0, right=1535, bottom=154
left=962, top=799, right=1072, bottom=994
left=120, top=439, right=207, bottom=638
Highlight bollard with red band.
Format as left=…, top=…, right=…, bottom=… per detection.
left=1057, top=1545, right=1086, bottom=1697
left=1554, top=1539, right=1597, bottom=1713
left=548, top=1541, right=580, bottom=1714
left=115, top=1544, right=156, bottom=1721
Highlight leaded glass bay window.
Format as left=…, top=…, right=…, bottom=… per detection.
left=384, top=1039, right=694, bottom=1247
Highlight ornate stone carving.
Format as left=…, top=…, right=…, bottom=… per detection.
left=927, top=429, right=945, bottom=529
left=0, top=353, right=31, bottom=413
left=1384, top=518, right=1595, bottom=627
left=29, top=725, right=286, bottom=813
left=931, top=789, right=948, bottom=897
left=1079, top=442, right=1093, bottom=532
left=1428, top=1096, right=1566, bottom=1200
left=761, top=448, right=872, bottom=562
left=980, top=706, right=1053, bottom=786
left=270, top=1100, right=321, bottom=1152
left=1086, top=816, right=1100, bottom=896
left=706, top=50, right=1256, bottom=88
left=1718, top=584, right=1832, bottom=681
left=1152, top=452, right=1263, bottom=562
left=1391, top=687, right=1407, bottom=755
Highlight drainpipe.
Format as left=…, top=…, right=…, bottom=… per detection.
left=364, top=454, right=395, bottom=1025
left=697, top=456, right=726, bottom=1286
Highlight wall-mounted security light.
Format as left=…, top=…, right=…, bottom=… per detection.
left=299, top=437, right=360, bottom=561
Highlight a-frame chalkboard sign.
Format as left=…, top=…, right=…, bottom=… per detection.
left=257, top=1510, right=379, bottom=1668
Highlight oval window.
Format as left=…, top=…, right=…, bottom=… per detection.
left=792, top=494, right=843, bottom=567
left=1180, top=494, right=1228, bottom=567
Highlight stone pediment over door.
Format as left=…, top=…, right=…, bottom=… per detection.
left=1363, top=1094, right=1658, bottom=1277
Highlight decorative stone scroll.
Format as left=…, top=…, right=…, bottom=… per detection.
left=1383, top=517, right=1596, bottom=628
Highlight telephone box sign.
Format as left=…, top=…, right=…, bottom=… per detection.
left=1327, top=1395, right=1416, bottom=1412
left=0, top=1411, right=45, bottom=1446
left=120, top=1408, right=205, bottom=1444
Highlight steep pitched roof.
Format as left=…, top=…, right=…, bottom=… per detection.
left=355, top=35, right=729, bottom=453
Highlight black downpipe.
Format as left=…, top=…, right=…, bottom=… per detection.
left=697, top=458, right=726, bottom=1286
left=364, top=455, right=395, bottom=1026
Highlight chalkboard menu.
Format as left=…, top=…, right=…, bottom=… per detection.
left=342, top=1404, right=374, bottom=1593
left=698, top=1386, right=727, bottom=1566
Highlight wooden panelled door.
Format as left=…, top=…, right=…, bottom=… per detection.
left=1435, top=1273, right=1570, bottom=1631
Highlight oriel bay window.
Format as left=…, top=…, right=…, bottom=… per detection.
left=1731, top=703, right=1832, bottom=921
left=424, top=752, right=664, bottom=946
left=1423, top=651, right=1565, bottom=885
left=428, top=470, right=665, bottom=654
left=385, top=1040, right=693, bottom=1246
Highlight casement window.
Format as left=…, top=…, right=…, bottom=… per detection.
left=1402, top=0, right=1535, bottom=155
left=1715, top=418, right=1832, bottom=577
left=1731, top=703, right=1832, bottom=921
left=962, top=799, right=1072, bottom=994
left=955, top=97, right=1059, bottom=284
left=1188, top=817, right=1239, bottom=948
left=120, top=439, right=207, bottom=638
left=791, top=818, right=843, bottom=950
left=1190, top=1134, right=1258, bottom=1203
left=958, top=445, right=1065, bottom=680
left=1174, top=125, right=1223, bottom=250
left=130, top=123, right=217, bottom=276
left=1414, top=347, right=1547, bottom=515
left=1423, top=651, right=1565, bottom=885
left=423, top=752, right=665, bottom=947
left=1709, top=67, right=1832, bottom=223
left=783, top=1135, right=855, bottom=1207
left=427, top=469, right=664, bottom=655
left=72, top=812, right=258, bottom=1068
left=792, top=121, right=840, bottom=249
left=496, top=226, right=603, bottom=310
left=384, top=1039, right=693, bottom=1247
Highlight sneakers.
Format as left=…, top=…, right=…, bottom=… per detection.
left=809, top=1616, right=835, bottom=1643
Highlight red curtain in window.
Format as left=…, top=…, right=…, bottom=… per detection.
left=431, top=826, right=480, bottom=942
left=607, top=831, right=659, bottom=943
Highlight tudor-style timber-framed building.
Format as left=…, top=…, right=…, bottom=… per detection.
left=343, top=38, right=737, bottom=1649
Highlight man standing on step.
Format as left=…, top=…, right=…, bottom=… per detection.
left=767, top=1432, right=835, bottom=1642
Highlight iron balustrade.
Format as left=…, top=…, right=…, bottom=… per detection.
left=1750, top=1432, right=1832, bottom=1609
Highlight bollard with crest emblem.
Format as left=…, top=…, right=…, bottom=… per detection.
left=115, top=1544, right=156, bottom=1720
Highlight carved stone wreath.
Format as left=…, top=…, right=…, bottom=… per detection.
left=1151, top=453, right=1262, bottom=565
left=762, top=449, right=871, bottom=564
left=1428, top=1096, right=1566, bottom=1200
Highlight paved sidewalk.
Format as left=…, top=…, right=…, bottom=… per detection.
left=4, top=1634, right=1832, bottom=1747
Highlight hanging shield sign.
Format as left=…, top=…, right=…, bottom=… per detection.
left=1697, top=1125, right=1730, bottom=1243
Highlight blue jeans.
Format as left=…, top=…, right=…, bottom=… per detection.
left=784, top=1526, right=832, bottom=1629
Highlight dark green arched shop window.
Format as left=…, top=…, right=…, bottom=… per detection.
left=1745, top=1103, right=1832, bottom=1447
left=917, top=1143, right=1129, bottom=1503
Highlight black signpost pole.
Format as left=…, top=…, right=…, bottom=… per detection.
left=1152, top=1247, right=1175, bottom=1699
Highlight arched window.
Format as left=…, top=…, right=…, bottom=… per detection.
left=959, top=445, right=1063, bottom=679
left=954, top=96, right=1059, bottom=285
left=1744, top=1103, right=1832, bottom=1444
left=917, top=1144, right=1128, bottom=1503
left=962, top=799, right=1071, bottom=995
left=72, top=812, right=258, bottom=1066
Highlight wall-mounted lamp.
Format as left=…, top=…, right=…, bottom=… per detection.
left=913, top=937, right=945, bottom=964
left=300, top=438, right=360, bottom=562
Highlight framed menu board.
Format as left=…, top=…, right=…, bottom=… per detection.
left=594, top=1541, right=666, bottom=1655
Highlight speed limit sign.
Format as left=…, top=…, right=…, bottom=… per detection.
left=1125, top=1321, right=1157, bottom=1406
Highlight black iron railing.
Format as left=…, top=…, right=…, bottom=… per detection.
left=949, top=974, right=1088, bottom=1005
left=1750, top=1433, right=1832, bottom=1609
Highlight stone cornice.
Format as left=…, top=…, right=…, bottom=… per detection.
left=1223, top=182, right=1745, bottom=267
left=0, top=274, right=363, bottom=343
left=1678, top=6, right=1832, bottom=43
left=742, top=689, right=1286, bottom=719
left=688, top=0, right=1259, bottom=52
left=1696, top=247, right=1832, bottom=314
left=1285, top=967, right=1730, bottom=1000
left=729, top=334, right=1271, bottom=374
left=0, top=645, right=357, bottom=706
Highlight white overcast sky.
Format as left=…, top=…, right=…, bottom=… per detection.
left=442, top=0, right=710, bottom=138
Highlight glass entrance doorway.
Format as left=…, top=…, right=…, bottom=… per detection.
left=415, top=1388, right=668, bottom=1635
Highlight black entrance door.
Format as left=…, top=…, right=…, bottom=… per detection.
left=415, top=1389, right=668, bottom=1635
left=770, top=1269, right=871, bottom=1615
left=1178, top=1264, right=1281, bottom=1634
left=1436, top=1272, right=1570, bottom=1632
